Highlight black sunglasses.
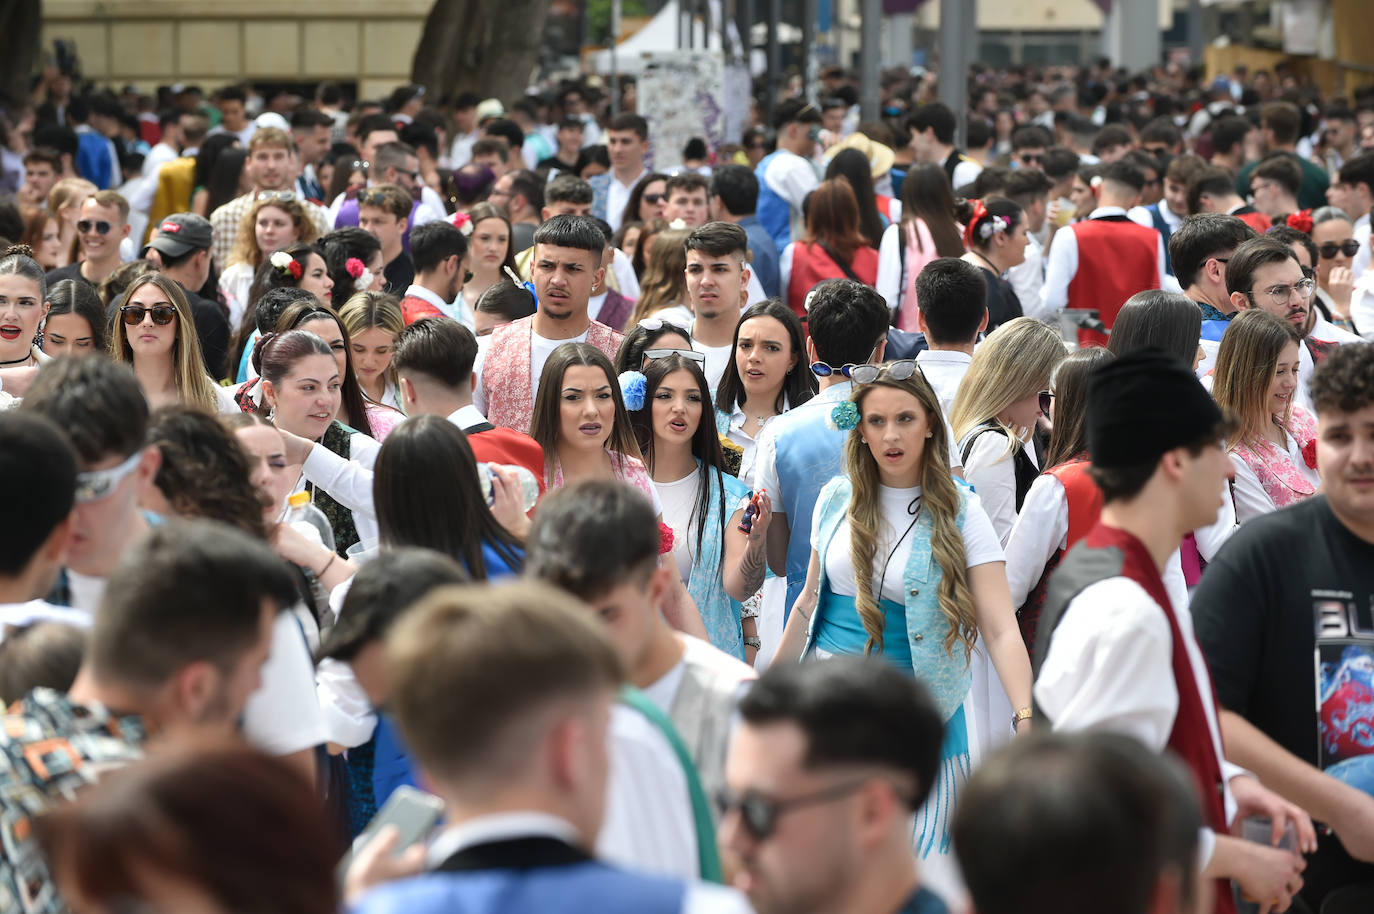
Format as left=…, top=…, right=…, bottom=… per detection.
left=1039, top=389, right=1055, bottom=414
left=717, top=780, right=873, bottom=841
left=1319, top=240, right=1361, bottom=259
left=643, top=193, right=665, bottom=204
left=120, top=304, right=177, bottom=326
left=78, top=219, right=112, bottom=235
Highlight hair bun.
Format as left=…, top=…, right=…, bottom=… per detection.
left=2, top=243, right=35, bottom=260
left=250, top=331, right=278, bottom=375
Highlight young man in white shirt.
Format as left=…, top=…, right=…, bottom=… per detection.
left=756, top=99, right=822, bottom=256
left=1033, top=349, right=1314, bottom=914
left=664, top=173, right=711, bottom=229
left=528, top=480, right=756, bottom=814
left=684, top=222, right=751, bottom=391
left=1330, top=152, right=1374, bottom=282
left=911, top=258, right=986, bottom=418
left=591, top=114, right=652, bottom=233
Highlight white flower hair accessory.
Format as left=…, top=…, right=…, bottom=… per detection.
left=977, top=215, right=1010, bottom=241
left=354, top=268, right=375, bottom=292
left=668, top=218, right=688, bottom=230
left=269, top=251, right=293, bottom=270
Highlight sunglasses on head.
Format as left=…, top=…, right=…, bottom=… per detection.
left=850, top=359, right=925, bottom=386
left=77, top=219, right=112, bottom=235
left=1319, top=240, right=1361, bottom=259
left=643, top=348, right=706, bottom=366
left=637, top=317, right=688, bottom=334
left=258, top=190, right=297, bottom=203
left=120, top=304, right=177, bottom=326
left=75, top=450, right=142, bottom=504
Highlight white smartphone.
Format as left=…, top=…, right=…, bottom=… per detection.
left=336, top=785, right=445, bottom=884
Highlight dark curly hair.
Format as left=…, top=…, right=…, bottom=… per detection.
left=146, top=407, right=267, bottom=539
left=1310, top=343, right=1374, bottom=417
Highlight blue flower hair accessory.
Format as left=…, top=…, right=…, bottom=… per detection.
left=827, top=400, right=860, bottom=432
left=619, top=370, right=647, bottom=411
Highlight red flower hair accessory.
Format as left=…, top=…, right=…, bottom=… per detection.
left=1286, top=209, right=1314, bottom=235
left=963, top=199, right=988, bottom=248
left=1302, top=438, right=1318, bottom=470
left=345, top=257, right=366, bottom=280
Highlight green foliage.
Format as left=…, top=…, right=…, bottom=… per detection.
left=587, top=0, right=648, bottom=45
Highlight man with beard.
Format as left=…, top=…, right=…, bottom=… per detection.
left=400, top=221, right=470, bottom=326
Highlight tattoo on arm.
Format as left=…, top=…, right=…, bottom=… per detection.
left=739, top=541, right=767, bottom=597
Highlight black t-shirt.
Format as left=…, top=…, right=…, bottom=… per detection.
left=384, top=251, right=415, bottom=295
left=43, top=262, right=92, bottom=288
left=180, top=284, right=230, bottom=381
left=974, top=265, right=1023, bottom=333
left=1192, top=495, right=1374, bottom=902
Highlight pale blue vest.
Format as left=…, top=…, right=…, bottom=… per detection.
left=683, top=462, right=753, bottom=660
left=770, top=384, right=853, bottom=617
left=755, top=150, right=792, bottom=254
left=803, top=475, right=973, bottom=723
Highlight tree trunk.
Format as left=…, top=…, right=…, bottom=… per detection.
left=0, top=0, right=42, bottom=111
left=411, top=0, right=556, bottom=104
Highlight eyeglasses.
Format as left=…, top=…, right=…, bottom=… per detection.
left=75, top=450, right=142, bottom=504
left=1039, top=389, right=1055, bottom=413
left=120, top=304, right=177, bottom=326
left=850, top=359, right=925, bottom=385
left=1249, top=180, right=1275, bottom=195
left=258, top=191, right=296, bottom=203
left=642, top=193, right=665, bottom=205
left=717, top=780, right=875, bottom=841
left=643, top=348, right=706, bottom=365
left=1245, top=278, right=1316, bottom=307
left=77, top=219, right=112, bottom=235
left=1319, top=240, right=1361, bottom=259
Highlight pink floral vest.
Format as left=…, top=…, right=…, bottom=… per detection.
left=1231, top=404, right=1319, bottom=510
left=482, top=315, right=625, bottom=434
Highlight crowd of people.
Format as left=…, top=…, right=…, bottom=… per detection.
left=2, top=52, right=1374, bottom=914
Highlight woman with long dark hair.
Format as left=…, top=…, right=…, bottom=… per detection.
left=713, top=299, right=815, bottom=475
left=775, top=362, right=1032, bottom=875
left=458, top=201, right=519, bottom=319
left=319, top=227, right=386, bottom=311
left=629, top=353, right=762, bottom=661
left=191, top=134, right=241, bottom=216
left=1003, top=346, right=1113, bottom=651
left=373, top=414, right=525, bottom=579
left=878, top=163, right=967, bottom=328
left=824, top=147, right=886, bottom=250
left=780, top=179, right=880, bottom=320
left=620, top=172, right=669, bottom=233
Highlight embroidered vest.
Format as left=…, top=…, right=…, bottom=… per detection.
left=806, top=476, right=973, bottom=723
left=1016, top=459, right=1101, bottom=653
left=308, top=421, right=361, bottom=558
left=1033, top=524, right=1236, bottom=914
left=771, top=387, right=851, bottom=615
left=755, top=151, right=792, bottom=253
left=483, top=316, right=624, bottom=434
left=400, top=294, right=445, bottom=325
left=1067, top=217, right=1160, bottom=346
left=681, top=463, right=753, bottom=660
left=1230, top=406, right=1318, bottom=511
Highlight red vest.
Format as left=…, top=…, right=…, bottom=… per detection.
left=785, top=242, right=880, bottom=323
left=400, top=294, right=445, bottom=326
left=1235, top=210, right=1272, bottom=234
left=1059, top=524, right=1237, bottom=914
left=1067, top=218, right=1161, bottom=346
left=1046, top=459, right=1103, bottom=550
left=465, top=424, right=548, bottom=497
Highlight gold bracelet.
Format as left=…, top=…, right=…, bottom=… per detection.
left=1012, top=707, right=1032, bottom=727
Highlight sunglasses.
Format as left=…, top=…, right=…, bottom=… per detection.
left=637, top=317, right=689, bottom=333
left=1039, top=389, right=1055, bottom=414
left=120, top=304, right=177, bottom=326
left=258, top=190, right=297, bottom=203
left=1319, top=240, right=1361, bottom=259
left=717, top=780, right=873, bottom=841
left=643, top=193, right=665, bottom=205
left=643, top=348, right=706, bottom=365
left=1018, top=153, right=1044, bottom=164
left=75, top=450, right=142, bottom=504
left=77, top=220, right=112, bottom=235
left=850, top=359, right=925, bottom=386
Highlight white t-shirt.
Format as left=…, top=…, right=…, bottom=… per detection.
left=691, top=338, right=733, bottom=393
left=66, top=570, right=107, bottom=615
left=242, top=612, right=328, bottom=756
left=811, top=484, right=1005, bottom=603
left=657, top=472, right=701, bottom=584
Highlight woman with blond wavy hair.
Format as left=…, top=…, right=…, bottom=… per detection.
left=950, top=317, right=1065, bottom=545
left=109, top=271, right=235, bottom=414
left=218, top=194, right=320, bottom=331
left=774, top=361, right=1032, bottom=884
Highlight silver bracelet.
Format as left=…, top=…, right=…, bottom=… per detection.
left=743, top=636, right=762, bottom=650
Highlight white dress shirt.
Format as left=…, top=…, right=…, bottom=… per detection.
left=297, top=430, right=382, bottom=546
left=914, top=349, right=971, bottom=419
left=404, top=282, right=472, bottom=329
left=1006, top=233, right=1047, bottom=319
left=959, top=432, right=1038, bottom=546
left=606, top=168, right=648, bottom=233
